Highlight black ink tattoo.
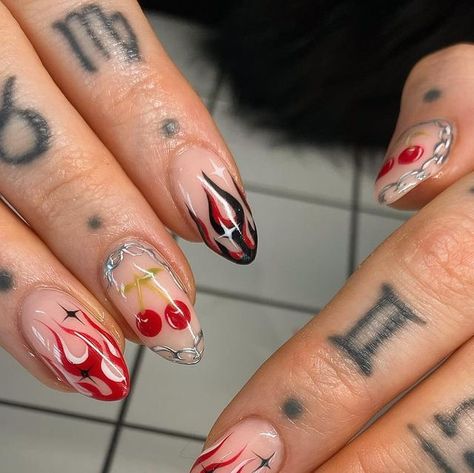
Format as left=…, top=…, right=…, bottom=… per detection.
left=87, top=215, right=103, bottom=230
left=409, top=398, right=474, bottom=472
left=469, top=186, right=474, bottom=194
left=435, top=398, right=474, bottom=437
left=329, top=284, right=425, bottom=376
left=408, top=424, right=456, bottom=473
left=282, top=397, right=303, bottom=420
left=423, top=88, right=442, bottom=103
left=52, top=4, right=141, bottom=73
left=160, top=118, right=180, bottom=138
left=0, top=269, right=13, bottom=292
left=0, top=77, right=51, bottom=165
left=465, top=452, right=474, bottom=469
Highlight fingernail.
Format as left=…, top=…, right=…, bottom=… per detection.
left=170, top=147, right=257, bottom=264
left=20, top=288, right=130, bottom=401
left=375, top=119, right=453, bottom=205
left=190, top=418, right=284, bottom=473
left=103, top=240, right=204, bottom=365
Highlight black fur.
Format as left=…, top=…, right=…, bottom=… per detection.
left=142, top=1, right=474, bottom=150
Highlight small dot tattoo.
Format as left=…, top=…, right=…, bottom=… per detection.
left=87, top=215, right=103, bottom=230
left=423, top=88, right=441, bottom=103
left=469, top=186, right=474, bottom=194
left=160, top=118, right=180, bottom=138
left=282, top=397, right=304, bottom=420
left=0, top=269, right=14, bottom=292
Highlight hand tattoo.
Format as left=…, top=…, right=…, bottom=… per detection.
left=0, top=269, right=13, bottom=292
left=409, top=397, right=474, bottom=472
left=52, top=4, right=141, bottom=73
left=329, top=284, right=426, bottom=376
left=0, top=77, right=51, bottom=165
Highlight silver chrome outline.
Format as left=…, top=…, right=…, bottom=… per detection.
left=151, top=330, right=204, bottom=365
left=104, top=240, right=187, bottom=296
left=378, top=120, right=453, bottom=204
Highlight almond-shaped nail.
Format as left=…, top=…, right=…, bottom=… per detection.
left=375, top=119, right=453, bottom=205
left=104, top=240, right=203, bottom=365
left=170, top=147, right=257, bottom=264
left=190, top=418, right=284, bottom=473
left=20, top=288, right=129, bottom=401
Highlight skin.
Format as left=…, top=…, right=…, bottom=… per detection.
left=0, top=0, right=473, bottom=470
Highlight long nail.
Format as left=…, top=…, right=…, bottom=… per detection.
left=375, top=119, right=453, bottom=205
left=103, top=240, right=204, bottom=365
left=20, top=288, right=129, bottom=401
left=170, top=147, right=257, bottom=264
left=190, top=418, right=284, bottom=473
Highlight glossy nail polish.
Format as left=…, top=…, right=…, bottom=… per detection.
left=20, top=288, right=129, bottom=401
left=170, top=147, right=257, bottom=264
left=104, top=240, right=203, bottom=364
left=190, top=418, right=284, bottom=473
left=375, top=119, right=453, bottom=205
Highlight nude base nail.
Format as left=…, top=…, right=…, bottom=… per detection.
left=104, top=240, right=204, bottom=365
left=190, top=418, right=284, bottom=473
left=20, top=288, right=129, bottom=401
left=170, top=147, right=257, bottom=265
left=375, top=119, right=453, bottom=205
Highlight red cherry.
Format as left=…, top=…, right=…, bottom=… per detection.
left=397, top=145, right=424, bottom=164
left=136, top=309, right=162, bottom=337
left=165, top=301, right=191, bottom=330
left=376, top=158, right=395, bottom=180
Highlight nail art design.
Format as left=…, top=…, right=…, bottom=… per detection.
left=170, top=148, right=257, bottom=264
left=20, top=289, right=129, bottom=401
left=104, top=241, right=203, bottom=364
left=190, top=419, right=283, bottom=473
left=375, top=119, right=453, bottom=205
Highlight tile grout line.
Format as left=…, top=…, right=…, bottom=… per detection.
left=347, top=148, right=362, bottom=277
left=0, top=397, right=207, bottom=443
left=100, top=345, right=146, bottom=473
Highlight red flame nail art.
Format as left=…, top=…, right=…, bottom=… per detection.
left=191, top=433, right=275, bottom=473
left=187, top=173, right=257, bottom=265
left=36, top=306, right=129, bottom=401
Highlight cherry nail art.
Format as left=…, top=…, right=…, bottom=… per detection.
left=20, top=289, right=129, bottom=401
left=375, top=119, right=453, bottom=205
left=104, top=241, right=203, bottom=364
left=170, top=148, right=257, bottom=264
left=190, top=418, right=283, bottom=473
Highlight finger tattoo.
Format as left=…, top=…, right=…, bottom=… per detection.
left=408, top=397, right=474, bottom=472
left=0, top=76, right=51, bottom=165
left=282, top=397, right=304, bottom=421
left=423, top=88, right=442, bottom=103
left=87, top=215, right=103, bottom=230
left=160, top=118, right=180, bottom=138
left=328, top=284, right=426, bottom=376
left=52, top=4, right=141, bottom=73
left=0, top=269, right=14, bottom=292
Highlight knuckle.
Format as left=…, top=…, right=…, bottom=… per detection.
left=32, top=145, right=106, bottom=223
left=93, top=68, right=165, bottom=126
left=398, top=212, right=474, bottom=322
left=287, top=341, right=375, bottom=423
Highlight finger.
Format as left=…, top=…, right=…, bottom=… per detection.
left=188, top=170, right=474, bottom=472
left=315, top=337, right=474, bottom=473
left=0, top=4, right=203, bottom=364
left=6, top=0, right=258, bottom=264
left=374, top=44, right=474, bottom=210
left=0, top=202, right=129, bottom=401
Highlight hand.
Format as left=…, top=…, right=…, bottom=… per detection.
left=189, top=45, right=474, bottom=472
left=0, top=0, right=256, bottom=401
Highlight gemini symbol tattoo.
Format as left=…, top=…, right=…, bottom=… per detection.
left=329, top=284, right=426, bottom=376
left=53, top=4, right=141, bottom=73
left=0, top=77, right=51, bottom=165
left=409, top=398, right=474, bottom=472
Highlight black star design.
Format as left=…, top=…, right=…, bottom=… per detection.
left=59, top=304, right=84, bottom=324
left=252, top=452, right=275, bottom=472
left=79, top=367, right=97, bottom=384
